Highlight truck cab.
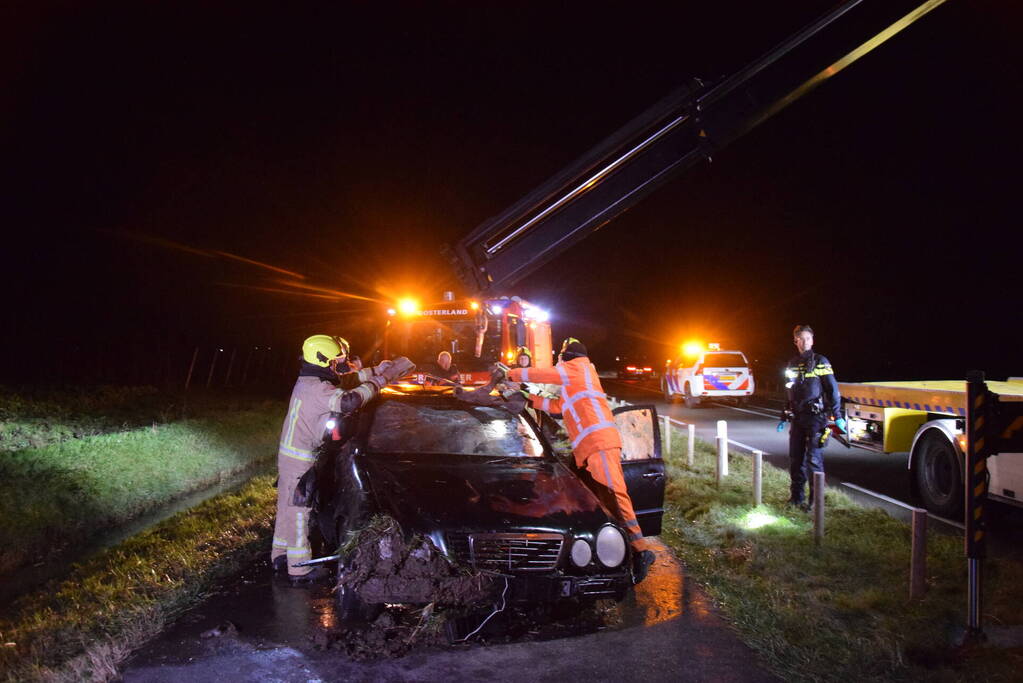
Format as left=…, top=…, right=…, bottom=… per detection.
left=662, top=345, right=755, bottom=408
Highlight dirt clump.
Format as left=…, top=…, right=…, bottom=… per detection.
left=337, top=516, right=496, bottom=607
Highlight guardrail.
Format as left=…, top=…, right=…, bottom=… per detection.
left=607, top=394, right=928, bottom=597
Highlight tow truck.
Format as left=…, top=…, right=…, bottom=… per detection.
left=383, top=292, right=553, bottom=384
left=840, top=379, right=1023, bottom=518
left=443, top=0, right=950, bottom=304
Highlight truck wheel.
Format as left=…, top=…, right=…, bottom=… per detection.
left=914, top=434, right=963, bottom=519
left=684, top=384, right=701, bottom=409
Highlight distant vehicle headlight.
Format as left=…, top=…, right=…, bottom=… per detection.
left=596, top=526, right=626, bottom=568
left=570, top=538, right=592, bottom=567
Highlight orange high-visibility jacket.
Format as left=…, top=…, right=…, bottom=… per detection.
left=509, top=357, right=622, bottom=459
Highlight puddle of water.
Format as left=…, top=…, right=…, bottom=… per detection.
left=0, top=464, right=270, bottom=609
left=129, top=536, right=692, bottom=671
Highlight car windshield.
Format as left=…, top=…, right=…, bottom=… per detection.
left=367, top=401, right=545, bottom=458
left=702, top=353, right=747, bottom=368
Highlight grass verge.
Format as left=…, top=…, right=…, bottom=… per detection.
left=0, top=385, right=278, bottom=452
left=659, top=433, right=1023, bottom=682
left=0, top=397, right=282, bottom=575
left=0, top=474, right=276, bottom=682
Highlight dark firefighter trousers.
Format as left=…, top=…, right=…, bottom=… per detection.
left=788, top=415, right=827, bottom=504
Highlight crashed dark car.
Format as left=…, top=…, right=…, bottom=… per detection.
left=308, top=386, right=666, bottom=614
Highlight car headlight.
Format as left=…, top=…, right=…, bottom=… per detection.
left=595, top=526, right=626, bottom=568
left=570, top=538, right=592, bottom=567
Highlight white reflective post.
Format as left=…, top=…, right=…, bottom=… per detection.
left=753, top=450, right=763, bottom=506
left=687, top=424, right=695, bottom=467
left=662, top=415, right=671, bottom=454
left=716, top=420, right=729, bottom=481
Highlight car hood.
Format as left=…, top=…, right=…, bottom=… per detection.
left=360, top=454, right=611, bottom=534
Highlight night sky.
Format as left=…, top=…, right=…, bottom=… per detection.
left=5, top=1, right=1021, bottom=384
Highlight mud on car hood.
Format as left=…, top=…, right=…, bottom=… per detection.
left=359, top=453, right=612, bottom=535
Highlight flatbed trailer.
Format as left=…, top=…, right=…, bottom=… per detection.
left=838, top=379, right=1023, bottom=517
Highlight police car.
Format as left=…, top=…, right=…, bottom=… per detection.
left=662, top=343, right=755, bottom=408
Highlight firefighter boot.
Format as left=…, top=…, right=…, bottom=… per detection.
left=632, top=550, right=656, bottom=584
left=288, top=566, right=332, bottom=587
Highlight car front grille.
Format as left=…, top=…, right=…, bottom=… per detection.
left=446, top=532, right=564, bottom=572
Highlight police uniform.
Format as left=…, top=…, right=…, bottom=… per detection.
left=784, top=350, right=841, bottom=505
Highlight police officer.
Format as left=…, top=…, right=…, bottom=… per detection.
left=783, top=325, right=844, bottom=509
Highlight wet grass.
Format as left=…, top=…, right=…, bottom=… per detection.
left=0, top=385, right=278, bottom=451
left=658, top=430, right=1023, bottom=682
left=0, top=474, right=276, bottom=682
left=0, top=387, right=283, bottom=575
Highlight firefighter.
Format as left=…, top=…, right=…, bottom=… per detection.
left=504, top=338, right=656, bottom=583
left=515, top=346, right=532, bottom=368
left=272, top=334, right=413, bottom=584
left=782, top=324, right=844, bottom=510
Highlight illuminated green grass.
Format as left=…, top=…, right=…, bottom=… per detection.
left=0, top=390, right=282, bottom=575
left=0, top=475, right=276, bottom=682
left=659, top=430, right=1023, bottom=682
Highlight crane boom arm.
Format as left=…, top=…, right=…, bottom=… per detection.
left=448, top=0, right=947, bottom=294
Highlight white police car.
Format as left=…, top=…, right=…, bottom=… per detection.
left=662, top=344, right=755, bottom=408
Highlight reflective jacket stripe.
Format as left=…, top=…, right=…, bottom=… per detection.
left=572, top=419, right=619, bottom=448
left=541, top=397, right=551, bottom=412
left=279, top=444, right=315, bottom=461
left=582, top=364, right=608, bottom=423
left=284, top=397, right=302, bottom=448
left=598, top=450, right=616, bottom=493
left=561, top=388, right=606, bottom=412
left=520, top=368, right=529, bottom=382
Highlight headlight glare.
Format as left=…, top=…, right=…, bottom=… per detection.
left=596, top=526, right=626, bottom=568
left=570, top=538, right=592, bottom=567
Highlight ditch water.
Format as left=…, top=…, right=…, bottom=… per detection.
left=0, top=464, right=270, bottom=610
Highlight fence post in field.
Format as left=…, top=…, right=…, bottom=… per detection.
left=184, top=347, right=199, bottom=390
left=224, top=347, right=237, bottom=386
left=662, top=415, right=671, bottom=454
left=687, top=423, right=695, bottom=467
left=715, top=420, right=728, bottom=484
left=206, top=349, right=220, bottom=389
left=813, top=471, right=826, bottom=545
left=753, top=450, right=763, bottom=505
left=910, top=508, right=928, bottom=599
left=241, top=347, right=254, bottom=385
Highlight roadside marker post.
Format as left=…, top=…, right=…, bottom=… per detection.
left=965, top=371, right=989, bottom=638
left=753, top=450, right=763, bottom=505
left=813, top=471, right=825, bottom=546
left=662, top=415, right=672, bottom=454
left=687, top=424, right=695, bottom=467
left=715, top=420, right=729, bottom=484
left=910, top=508, right=928, bottom=599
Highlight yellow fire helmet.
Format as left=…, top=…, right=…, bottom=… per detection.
left=302, top=335, right=349, bottom=367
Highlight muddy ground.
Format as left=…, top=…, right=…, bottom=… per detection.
left=122, top=539, right=778, bottom=682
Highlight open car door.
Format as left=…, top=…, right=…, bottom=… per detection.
left=612, top=404, right=666, bottom=536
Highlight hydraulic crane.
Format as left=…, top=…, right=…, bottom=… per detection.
left=445, top=0, right=948, bottom=295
